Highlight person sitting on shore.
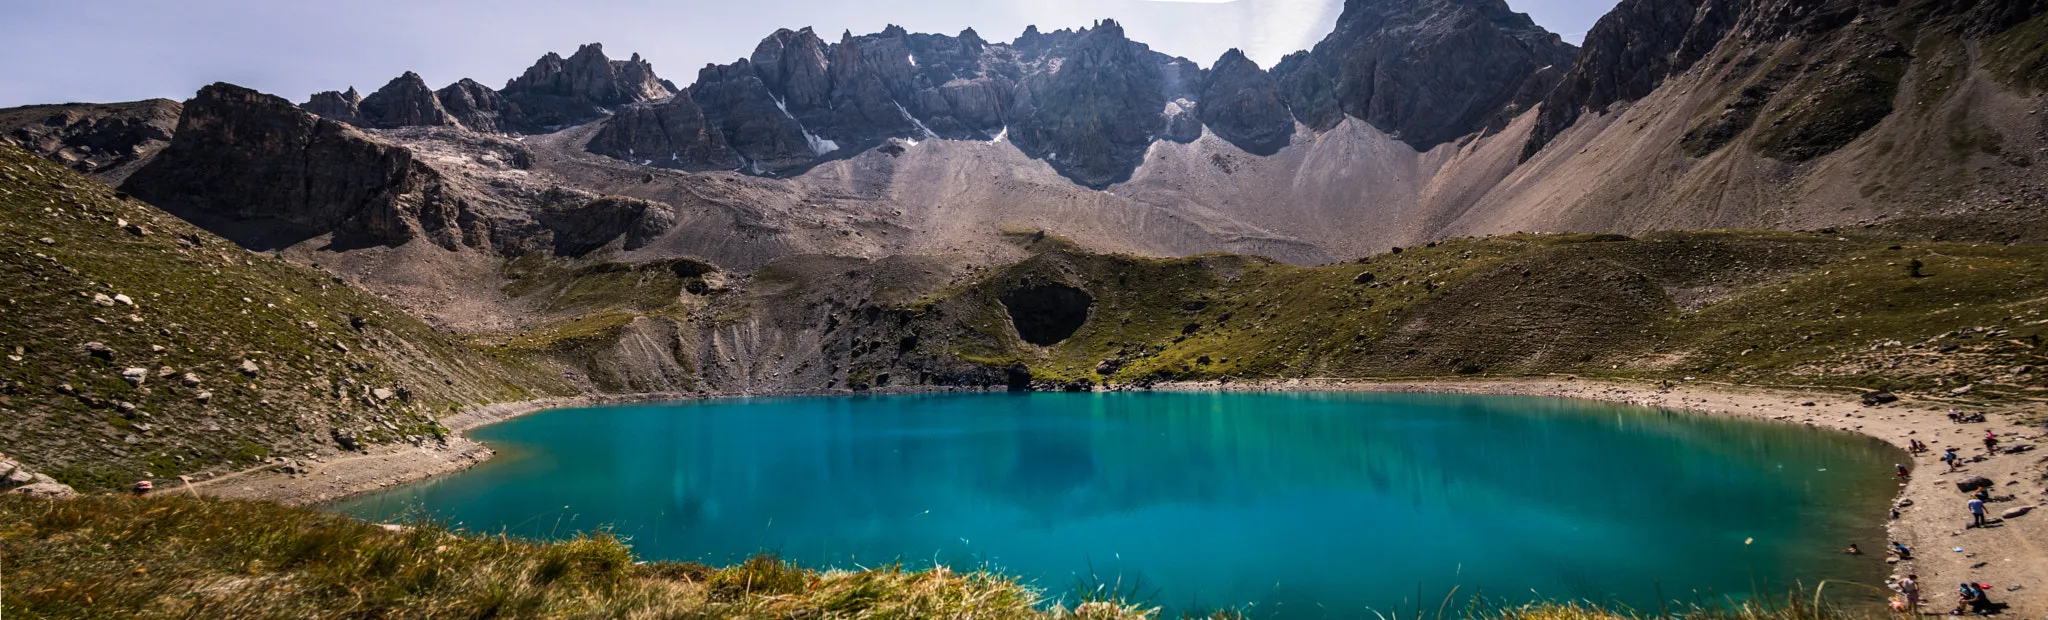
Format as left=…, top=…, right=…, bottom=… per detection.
left=1891, top=541, right=1912, bottom=560
left=1896, top=464, right=1910, bottom=481
left=1955, top=583, right=1996, bottom=615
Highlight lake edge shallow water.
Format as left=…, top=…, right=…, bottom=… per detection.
left=334, top=391, right=1908, bottom=617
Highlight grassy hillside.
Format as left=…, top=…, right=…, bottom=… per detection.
left=0, top=494, right=1859, bottom=620
left=919, top=232, right=2048, bottom=400
left=0, top=144, right=571, bottom=490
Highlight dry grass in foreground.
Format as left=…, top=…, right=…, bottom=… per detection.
left=0, top=494, right=1877, bottom=619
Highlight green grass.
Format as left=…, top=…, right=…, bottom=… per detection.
left=0, top=144, right=569, bottom=489
left=907, top=232, right=2048, bottom=397
left=0, top=494, right=1884, bottom=619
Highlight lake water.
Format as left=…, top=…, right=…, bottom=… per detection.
left=334, top=391, right=1903, bottom=616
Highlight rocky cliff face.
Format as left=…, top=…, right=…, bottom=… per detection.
left=0, top=99, right=182, bottom=184
left=585, top=90, right=741, bottom=172
left=301, top=88, right=363, bottom=125
left=436, top=78, right=526, bottom=133
left=1523, top=0, right=1737, bottom=158
left=1007, top=21, right=1177, bottom=188
left=1276, top=0, right=1577, bottom=149
left=502, top=43, right=672, bottom=128
left=359, top=72, right=459, bottom=129
left=121, top=83, right=477, bottom=250
left=1198, top=49, right=1294, bottom=155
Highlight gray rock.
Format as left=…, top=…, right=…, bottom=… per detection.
left=1198, top=49, right=1294, bottom=155
left=358, top=71, right=459, bottom=129
left=2001, top=506, right=2032, bottom=519
left=120, top=367, right=148, bottom=386
left=301, top=87, right=363, bottom=125
left=501, top=43, right=672, bottom=129
left=1957, top=476, right=1994, bottom=492
left=239, top=359, right=260, bottom=376
left=435, top=78, right=527, bottom=133
left=586, top=91, right=741, bottom=172
left=84, top=341, right=114, bottom=360
left=122, top=83, right=481, bottom=251
left=1862, top=391, right=1898, bottom=406
left=179, top=373, right=201, bottom=387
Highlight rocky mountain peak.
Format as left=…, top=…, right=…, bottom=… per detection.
left=359, top=71, right=458, bottom=129
left=436, top=78, right=527, bottom=134
left=503, top=42, right=672, bottom=128
left=1200, top=49, right=1293, bottom=155
left=1278, top=0, right=1576, bottom=148
left=301, top=87, right=364, bottom=125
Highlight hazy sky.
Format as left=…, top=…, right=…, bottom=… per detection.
left=0, top=0, right=1617, bottom=109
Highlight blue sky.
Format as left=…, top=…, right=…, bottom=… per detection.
left=0, top=0, right=1618, bottom=108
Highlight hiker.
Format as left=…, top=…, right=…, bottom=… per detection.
left=1943, top=448, right=1961, bottom=471
left=1968, top=497, right=1988, bottom=527
left=1898, top=574, right=1920, bottom=611
left=1891, top=541, right=1913, bottom=560
left=1948, top=409, right=1962, bottom=423
left=1845, top=543, right=1863, bottom=555
left=131, top=480, right=152, bottom=497
left=1982, top=431, right=1998, bottom=454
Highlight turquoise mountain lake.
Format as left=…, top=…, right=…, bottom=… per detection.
left=334, top=391, right=1902, bottom=616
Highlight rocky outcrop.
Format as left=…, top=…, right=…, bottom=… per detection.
left=532, top=191, right=678, bottom=256
left=1198, top=49, right=1293, bottom=155
left=586, top=91, right=739, bottom=172
left=501, top=43, right=673, bottom=128
left=121, top=83, right=478, bottom=250
left=359, top=72, right=459, bottom=129
left=0, top=457, right=76, bottom=499
left=0, top=99, right=182, bottom=183
left=1007, top=20, right=1175, bottom=188
left=688, top=60, right=822, bottom=175
left=436, top=78, right=527, bottom=133
left=1526, top=0, right=1739, bottom=158
left=301, top=88, right=363, bottom=125
left=1276, top=0, right=1576, bottom=149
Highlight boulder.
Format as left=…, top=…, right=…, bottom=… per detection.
left=239, top=359, right=260, bottom=376
left=119, top=367, right=148, bottom=386
left=1861, top=391, right=1898, bottom=406
left=2001, top=506, right=2033, bottom=519
left=0, top=459, right=76, bottom=499
left=1955, top=476, right=1993, bottom=492
left=1354, top=272, right=1376, bottom=285
left=84, top=341, right=114, bottom=360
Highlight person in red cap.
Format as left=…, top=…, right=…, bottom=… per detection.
left=132, top=480, right=153, bottom=496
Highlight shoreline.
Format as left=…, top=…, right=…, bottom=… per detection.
left=200, top=377, right=2045, bottom=614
